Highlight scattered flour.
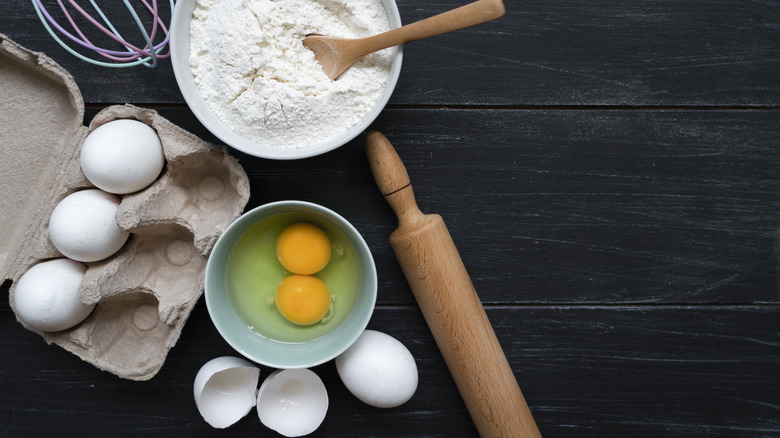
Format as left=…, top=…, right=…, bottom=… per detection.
left=189, top=0, right=394, bottom=150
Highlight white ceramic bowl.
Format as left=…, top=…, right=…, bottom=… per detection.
left=169, top=0, right=403, bottom=160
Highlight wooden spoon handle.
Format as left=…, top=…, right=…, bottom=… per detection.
left=366, top=131, right=542, bottom=438
left=359, top=0, right=506, bottom=55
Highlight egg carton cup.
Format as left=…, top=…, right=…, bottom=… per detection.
left=0, top=34, right=250, bottom=381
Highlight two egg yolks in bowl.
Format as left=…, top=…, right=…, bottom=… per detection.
left=275, top=223, right=333, bottom=325
left=225, top=216, right=361, bottom=343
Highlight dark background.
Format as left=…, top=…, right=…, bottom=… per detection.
left=2, top=0, right=779, bottom=436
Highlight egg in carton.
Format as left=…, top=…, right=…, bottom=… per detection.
left=0, top=35, right=250, bottom=380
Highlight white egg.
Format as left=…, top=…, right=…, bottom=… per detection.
left=48, top=189, right=130, bottom=262
left=80, top=119, right=165, bottom=194
left=257, top=369, right=328, bottom=437
left=336, top=329, right=418, bottom=408
left=193, top=356, right=260, bottom=429
left=12, top=258, right=94, bottom=332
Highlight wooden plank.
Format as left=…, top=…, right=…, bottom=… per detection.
left=132, top=107, right=780, bottom=305
left=2, top=0, right=778, bottom=106
left=1, top=303, right=778, bottom=436
left=393, top=0, right=780, bottom=107
left=506, top=305, right=780, bottom=437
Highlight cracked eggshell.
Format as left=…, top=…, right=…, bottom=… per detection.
left=48, top=189, right=130, bottom=262
left=336, top=330, right=418, bottom=408
left=257, top=369, right=329, bottom=437
left=11, top=258, right=94, bottom=332
left=194, top=356, right=260, bottom=429
left=80, top=119, right=165, bottom=194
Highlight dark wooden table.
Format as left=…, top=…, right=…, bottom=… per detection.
left=2, top=0, right=779, bottom=436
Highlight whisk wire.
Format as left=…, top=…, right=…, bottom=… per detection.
left=31, top=0, right=174, bottom=68
left=91, top=0, right=158, bottom=67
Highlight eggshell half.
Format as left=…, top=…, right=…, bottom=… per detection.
left=194, top=356, right=260, bottom=429
left=257, top=369, right=328, bottom=437
left=48, top=189, right=130, bottom=262
left=80, top=119, right=165, bottom=194
left=336, top=329, right=418, bottom=408
left=12, top=258, right=94, bottom=332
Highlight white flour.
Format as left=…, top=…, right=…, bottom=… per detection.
left=190, top=0, right=393, bottom=149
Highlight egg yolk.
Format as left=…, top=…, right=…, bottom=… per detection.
left=276, top=223, right=331, bottom=275
left=275, top=275, right=332, bottom=325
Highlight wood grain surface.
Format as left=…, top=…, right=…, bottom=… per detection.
left=1, top=0, right=779, bottom=437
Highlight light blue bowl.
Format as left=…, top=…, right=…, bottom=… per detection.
left=205, top=201, right=377, bottom=369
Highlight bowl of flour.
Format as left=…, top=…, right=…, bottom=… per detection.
left=170, top=0, right=402, bottom=159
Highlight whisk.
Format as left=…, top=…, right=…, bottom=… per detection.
left=31, top=0, right=174, bottom=68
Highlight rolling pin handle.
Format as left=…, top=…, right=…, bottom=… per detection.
left=366, top=131, right=426, bottom=227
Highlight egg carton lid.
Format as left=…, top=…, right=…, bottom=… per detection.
left=0, top=33, right=88, bottom=284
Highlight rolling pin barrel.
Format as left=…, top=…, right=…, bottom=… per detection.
left=366, top=131, right=541, bottom=438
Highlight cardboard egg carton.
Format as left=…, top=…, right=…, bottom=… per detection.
left=0, top=35, right=250, bottom=380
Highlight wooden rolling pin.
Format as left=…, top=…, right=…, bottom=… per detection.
left=366, top=131, right=542, bottom=438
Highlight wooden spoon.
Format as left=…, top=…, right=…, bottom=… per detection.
left=303, top=0, right=506, bottom=80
